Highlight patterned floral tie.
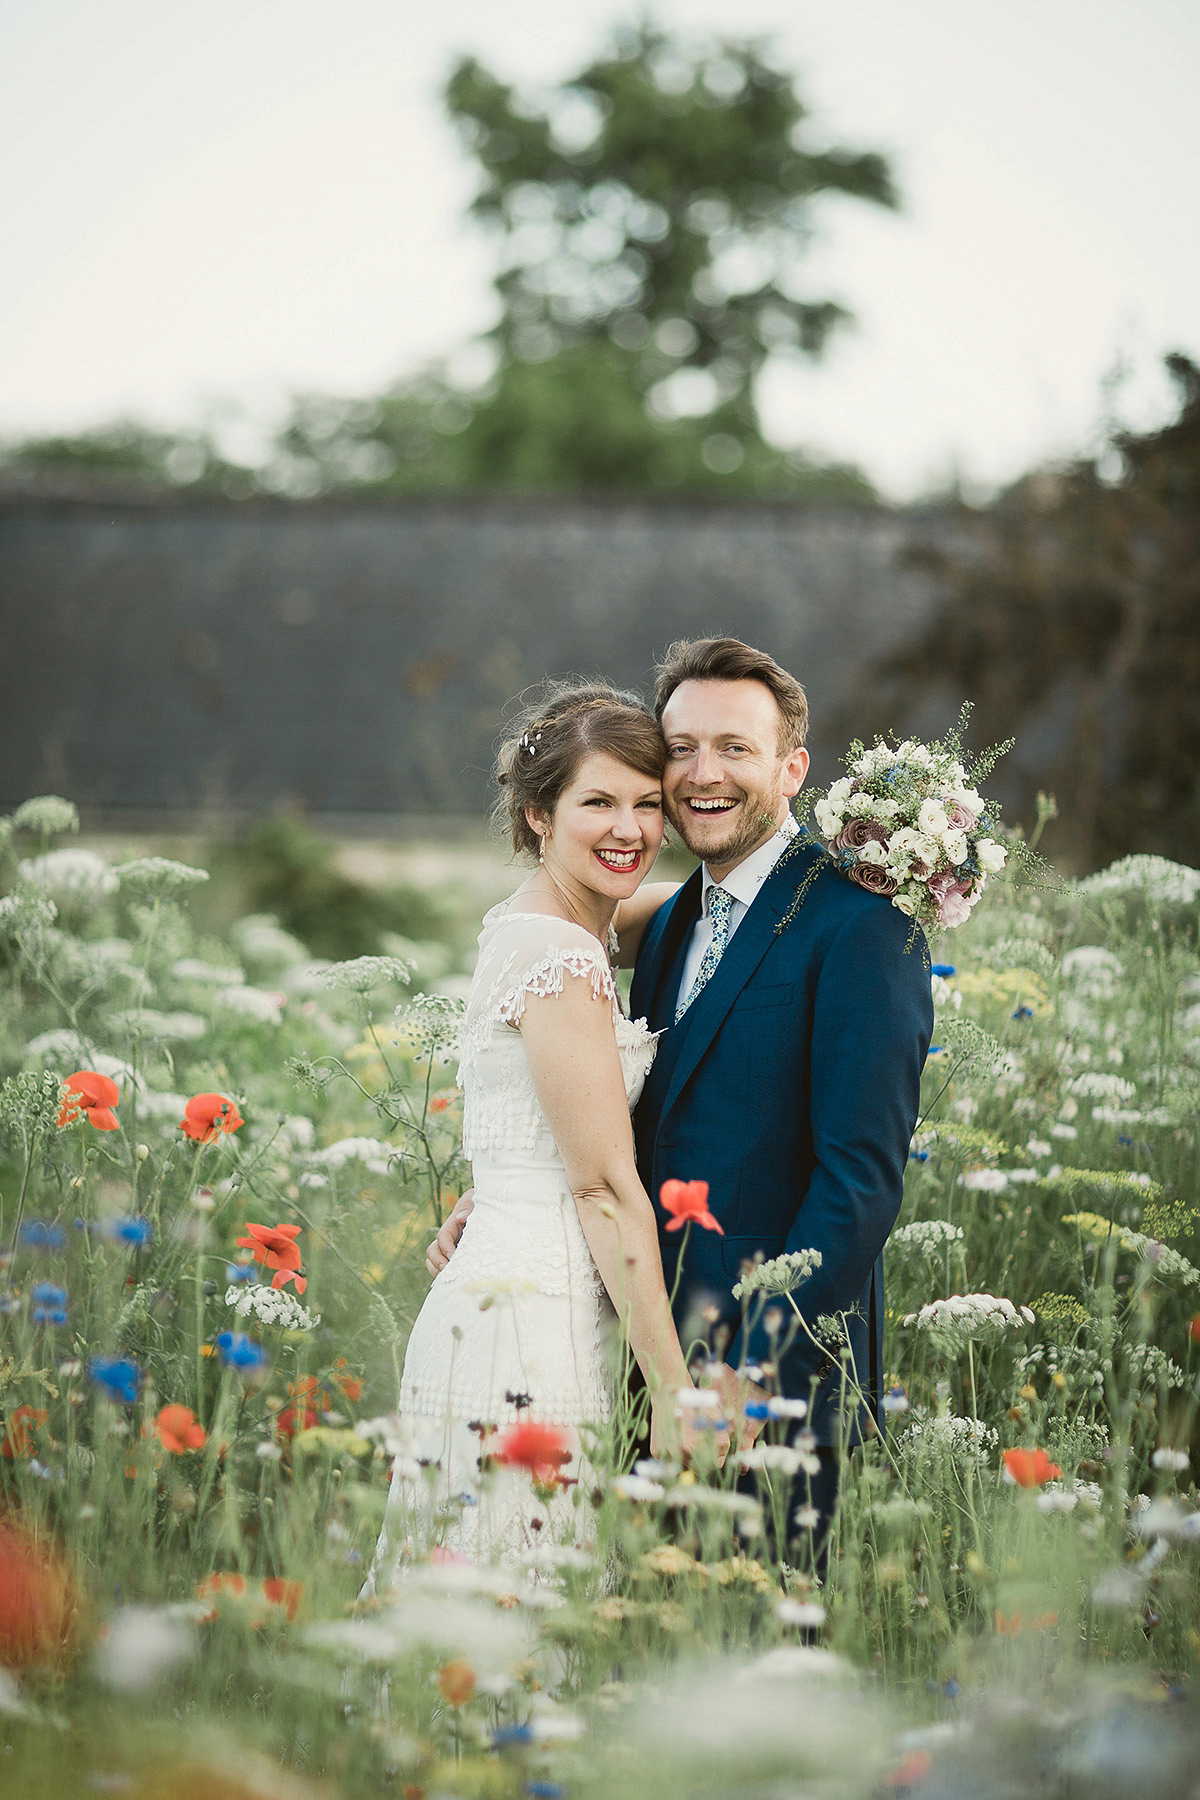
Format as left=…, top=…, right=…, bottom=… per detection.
left=676, top=884, right=735, bottom=1022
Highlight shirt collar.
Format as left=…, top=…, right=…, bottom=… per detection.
left=702, top=813, right=799, bottom=910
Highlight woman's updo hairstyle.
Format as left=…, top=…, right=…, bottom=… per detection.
left=494, top=680, right=666, bottom=861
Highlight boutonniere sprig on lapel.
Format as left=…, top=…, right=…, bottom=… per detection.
left=803, top=706, right=1014, bottom=935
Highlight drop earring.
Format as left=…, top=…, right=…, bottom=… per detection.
left=538, top=832, right=546, bottom=865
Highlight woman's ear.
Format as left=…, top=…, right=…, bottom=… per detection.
left=525, top=802, right=548, bottom=840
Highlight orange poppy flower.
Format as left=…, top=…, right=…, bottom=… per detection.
left=1002, top=1447, right=1062, bottom=1488
left=1, top=1405, right=49, bottom=1459
left=0, top=1521, right=76, bottom=1668
left=490, top=1420, right=571, bottom=1485
left=1189, top=1314, right=1200, bottom=1344
left=58, top=1070, right=120, bottom=1131
left=236, top=1221, right=306, bottom=1293
left=659, top=1178, right=724, bottom=1235
left=436, top=1658, right=476, bottom=1706
left=152, top=1404, right=207, bottom=1453
left=180, top=1093, right=245, bottom=1143
left=260, top=1577, right=304, bottom=1621
left=331, top=1358, right=363, bottom=1402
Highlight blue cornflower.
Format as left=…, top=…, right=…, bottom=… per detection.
left=31, top=1282, right=68, bottom=1307
left=931, top=964, right=956, bottom=978
left=19, top=1220, right=67, bottom=1250
left=215, top=1331, right=269, bottom=1374
left=1117, top=1135, right=1134, bottom=1147
left=491, top=1725, right=534, bottom=1750
left=526, top=1785, right=565, bottom=1798
left=88, top=1356, right=140, bottom=1404
left=927, top=1046, right=943, bottom=1057
left=106, top=1217, right=153, bottom=1248
left=0, top=1295, right=19, bottom=1315
left=909, top=1149, right=930, bottom=1163
left=744, top=1402, right=770, bottom=1421
left=225, top=1262, right=257, bottom=1284
left=1012, top=1006, right=1034, bottom=1021
left=32, top=1305, right=69, bottom=1325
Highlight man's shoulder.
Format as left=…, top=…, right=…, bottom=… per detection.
left=769, top=844, right=928, bottom=960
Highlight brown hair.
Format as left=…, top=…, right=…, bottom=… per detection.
left=493, top=680, right=666, bottom=860
left=653, top=637, right=809, bottom=750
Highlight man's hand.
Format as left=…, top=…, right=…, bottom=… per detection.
left=715, top=1363, right=770, bottom=1454
left=425, top=1191, right=474, bottom=1277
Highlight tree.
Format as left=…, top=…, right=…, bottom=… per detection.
left=854, top=355, right=1200, bottom=870
left=1, top=21, right=895, bottom=500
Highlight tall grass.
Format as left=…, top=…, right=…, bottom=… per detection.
left=1, top=804, right=1198, bottom=1798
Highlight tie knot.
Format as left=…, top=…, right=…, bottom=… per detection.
left=708, top=884, right=733, bottom=921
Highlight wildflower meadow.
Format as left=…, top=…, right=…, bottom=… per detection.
left=2, top=794, right=1199, bottom=1799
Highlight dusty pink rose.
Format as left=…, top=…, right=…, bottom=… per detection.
left=944, top=800, right=979, bottom=831
left=848, top=863, right=899, bottom=898
left=928, top=872, right=977, bottom=928
left=832, top=818, right=889, bottom=852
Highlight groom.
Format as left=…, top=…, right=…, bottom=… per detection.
left=630, top=638, right=932, bottom=1549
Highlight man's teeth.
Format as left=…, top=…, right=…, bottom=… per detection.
left=688, top=798, right=737, bottom=812
left=597, top=849, right=639, bottom=867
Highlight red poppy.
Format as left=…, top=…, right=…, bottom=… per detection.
left=659, top=1178, right=724, bottom=1235
left=58, top=1070, right=120, bottom=1131
left=275, top=1404, right=320, bottom=1442
left=180, top=1093, right=245, bottom=1143
left=151, top=1404, right=207, bottom=1453
left=1, top=1405, right=49, bottom=1459
left=236, top=1222, right=306, bottom=1294
left=1002, top=1447, right=1062, bottom=1488
left=0, top=1521, right=76, bottom=1667
left=260, top=1577, right=304, bottom=1621
left=1189, top=1314, right=1200, bottom=1344
left=490, top=1420, right=571, bottom=1485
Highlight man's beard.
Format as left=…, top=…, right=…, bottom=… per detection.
left=666, top=782, right=783, bottom=869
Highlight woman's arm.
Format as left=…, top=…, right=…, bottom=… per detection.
left=613, top=881, right=680, bottom=967
left=519, top=977, right=694, bottom=1446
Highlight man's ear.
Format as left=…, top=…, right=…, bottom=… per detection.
left=781, top=747, right=810, bottom=799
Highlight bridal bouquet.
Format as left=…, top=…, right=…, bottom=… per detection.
left=810, top=720, right=1009, bottom=932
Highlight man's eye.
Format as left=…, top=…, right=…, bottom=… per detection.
left=667, top=745, right=691, bottom=758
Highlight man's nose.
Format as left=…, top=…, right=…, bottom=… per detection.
left=691, top=744, right=722, bottom=786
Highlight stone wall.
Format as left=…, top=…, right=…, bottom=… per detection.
left=0, top=492, right=963, bottom=824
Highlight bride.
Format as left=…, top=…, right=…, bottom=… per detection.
left=365, top=683, right=714, bottom=1582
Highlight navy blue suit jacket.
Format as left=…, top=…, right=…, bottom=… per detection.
left=629, top=832, right=933, bottom=1445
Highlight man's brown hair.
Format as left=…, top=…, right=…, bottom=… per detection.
left=653, top=637, right=809, bottom=751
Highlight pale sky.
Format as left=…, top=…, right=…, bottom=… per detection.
left=2, top=0, right=1196, bottom=498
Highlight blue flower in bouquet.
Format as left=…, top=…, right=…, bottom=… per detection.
left=105, top=1216, right=153, bottom=1248
left=88, top=1356, right=140, bottom=1404
left=215, top=1330, right=269, bottom=1375
left=225, top=1262, right=257, bottom=1284
left=19, top=1220, right=67, bottom=1251
left=31, top=1281, right=68, bottom=1325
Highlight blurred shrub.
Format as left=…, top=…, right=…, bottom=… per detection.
left=195, top=814, right=451, bottom=960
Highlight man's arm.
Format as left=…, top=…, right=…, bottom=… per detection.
left=742, top=900, right=933, bottom=1371
left=613, top=882, right=680, bottom=967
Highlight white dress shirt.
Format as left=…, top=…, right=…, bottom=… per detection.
left=674, top=814, right=800, bottom=1014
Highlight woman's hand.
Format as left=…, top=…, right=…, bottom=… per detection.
left=650, top=1390, right=731, bottom=1469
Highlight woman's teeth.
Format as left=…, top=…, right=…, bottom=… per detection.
left=595, top=848, right=639, bottom=869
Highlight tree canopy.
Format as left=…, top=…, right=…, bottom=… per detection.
left=1, top=21, right=894, bottom=501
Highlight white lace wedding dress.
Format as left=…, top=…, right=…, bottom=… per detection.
left=364, top=902, right=659, bottom=1585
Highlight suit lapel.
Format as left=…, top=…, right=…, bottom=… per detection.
left=631, top=868, right=703, bottom=1032
left=658, top=838, right=824, bottom=1124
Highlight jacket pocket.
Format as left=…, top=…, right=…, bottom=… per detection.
left=733, top=983, right=795, bottom=1011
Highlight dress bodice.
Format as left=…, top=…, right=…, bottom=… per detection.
left=458, top=902, right=659, bottom=1167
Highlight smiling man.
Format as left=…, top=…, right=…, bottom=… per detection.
left=628, top=637, right=933, bottom=1562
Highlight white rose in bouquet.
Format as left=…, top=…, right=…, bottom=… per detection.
left=975, top=837, right=1008, bottom=874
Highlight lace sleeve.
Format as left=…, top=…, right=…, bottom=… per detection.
left=495, top=938, right=617, bottom=1028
